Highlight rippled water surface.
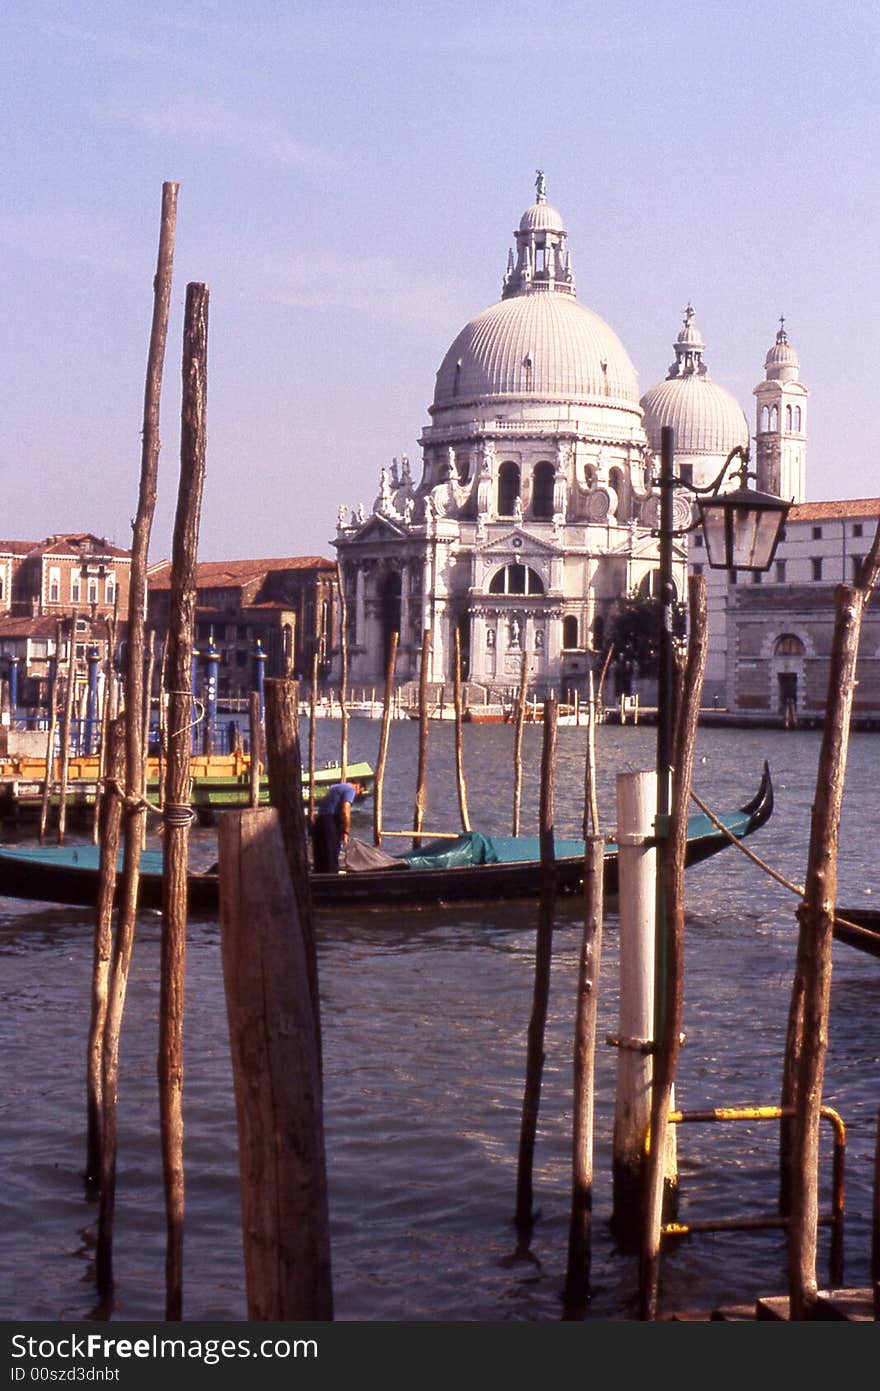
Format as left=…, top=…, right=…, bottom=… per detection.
left=1, top=719, right=878, bottom=1321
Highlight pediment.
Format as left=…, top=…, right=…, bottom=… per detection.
left=479, top=527, right=562, bottom=558
left=347, top=514, right=409, bottom=544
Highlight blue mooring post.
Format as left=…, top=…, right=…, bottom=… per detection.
left=254, top=639, right=267, bottom=726
left=203, top=630, right=219, bottom=755
left=86, top=646, right=100, bottom=755
left=191, top=651, right=200, bottom=754
left=7, top=656, right=19, bottom=729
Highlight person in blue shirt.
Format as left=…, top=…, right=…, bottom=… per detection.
left=310, top=781, right=361, bottom=873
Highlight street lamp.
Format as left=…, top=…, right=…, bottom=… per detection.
left=654, top=424, right=790, bottom=801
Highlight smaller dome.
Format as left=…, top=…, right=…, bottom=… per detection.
left=519, top=201, right=565, bottom=233
left=764, top=319, right=800, bottom=381
left=640, top=374, right=749, bottom=457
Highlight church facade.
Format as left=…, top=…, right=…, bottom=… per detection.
left=333, top=176, right=693, bottom=697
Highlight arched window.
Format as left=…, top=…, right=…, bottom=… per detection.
left=769, top=405, right=779, bottom=430
left=761, top=405, right=770, bottom=431
left=637, top=569, right=677, bottom=601
left=497, top=461, right=520, bottom=516
left=531, top=462, right=555, bottom=519
left=785, top=405, right=793, bottom=430
left=488, top=564, right=544, bottom=595
left=773, top=634, right=806, bottom=656
left=562, top=615, right=579, bottom=649
left=795, top=406, right=802, bottom=431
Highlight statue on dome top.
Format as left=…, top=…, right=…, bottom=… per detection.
left=535, top=169, right=546, bottom=202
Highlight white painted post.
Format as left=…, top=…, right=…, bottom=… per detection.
left=612, top=769, right=658, bottom=1243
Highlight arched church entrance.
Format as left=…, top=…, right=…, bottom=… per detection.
left=380, top=571, right=402, bottom=670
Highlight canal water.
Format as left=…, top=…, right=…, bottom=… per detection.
left=0, top=718, right=878, bottom=1321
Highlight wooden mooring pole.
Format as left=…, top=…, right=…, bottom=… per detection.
left=97, top=180, right=178, bottom=1300
left=308, top=648, right=319, bottom=823
left=92, top=610, right=117, bottom=845
left=639, top=575, right=706, bottom=1320
left=511, top=648, right=528, bottom=836
left=373, top=631, right=398, bottom=847
left=85, top=716, right=125, bottom=1192
left=515, top=693, right=558, bottom=1232
left=336, top=563, right=349, bottom=782
left=784, top=573, right=879, bottom=1317
left=561, top=673, right=603, bottom=1301
left=218, top=808, right=333, bottom=1319
left=263, top=676, right=319, bottom=1063
left=158, top=278, right=208, bottom=1321
left=412, top=628, right=431, bottom=849
left=565, top=682, right=605, bottom=1304
left=452, top=627, right=470, bottom=833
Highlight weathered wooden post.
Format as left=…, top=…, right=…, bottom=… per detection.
left=640, top=575, right=706, bottom=1320
left=784, top=565, right=880, bottom=1316
left=97, top=180, right=178, bottom=1301
left=92, top=611, right=117, bottom=845
left=219, top=808, right=333, bottom=1319
left=308, top=647, right=319, bottom=822
left=515, top=693, right=558, bottom=1232
left=263, top=676, right=319, bottom=1060
left=158, top=278, right=208, bottom=1321
left=611, top=769, right=658, bottom=1241
left=452, top=627, right=471, bottom=833
left=373, top=631, right=398, bottom=847
left=412, top=628, right=431, bottom=849
left=85, top=716, right=125, bottom=1192
left=511, top=648, right=529, bottom=835
left=565, top=679, right=605, bottom=1303
left=336, top=562, right=349, bottom=781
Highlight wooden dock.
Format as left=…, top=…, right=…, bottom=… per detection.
left=667, top=1286, right=875, bottom=1321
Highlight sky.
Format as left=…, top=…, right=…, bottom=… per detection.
left=3, top=0, right=878, bottom=564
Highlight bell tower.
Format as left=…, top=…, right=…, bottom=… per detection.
left=753, top=319, right=808, bottom=502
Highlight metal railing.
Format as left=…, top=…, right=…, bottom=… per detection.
left=660, top=1103, right=846, bottom=1288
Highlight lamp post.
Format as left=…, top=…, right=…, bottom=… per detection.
left=642, top=424, right=790, bottom=1316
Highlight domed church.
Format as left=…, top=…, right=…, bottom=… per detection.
left=333, top=174, right=691, bottom=696
left=332, top=176, right=802, bottom=699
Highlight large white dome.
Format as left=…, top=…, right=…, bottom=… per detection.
left=432, top=292, right=641, bottom=411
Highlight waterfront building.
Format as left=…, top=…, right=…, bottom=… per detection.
left=722, top=498, right=880, bottom=724
left=0, top=533, right=131, bottom=712
left=146, top=555, right=339, bottom=700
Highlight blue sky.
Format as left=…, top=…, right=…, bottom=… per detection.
left=3, top=1, right=877, bottom=562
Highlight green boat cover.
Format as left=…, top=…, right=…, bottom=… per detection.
left=400, top=831, right=598, bottom=870
left=397, top=805, right=752, bottom=871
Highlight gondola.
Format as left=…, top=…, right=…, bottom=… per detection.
left=0, top=762, right=773, bottom=913
left=831, top=907, right=880, bottom=960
